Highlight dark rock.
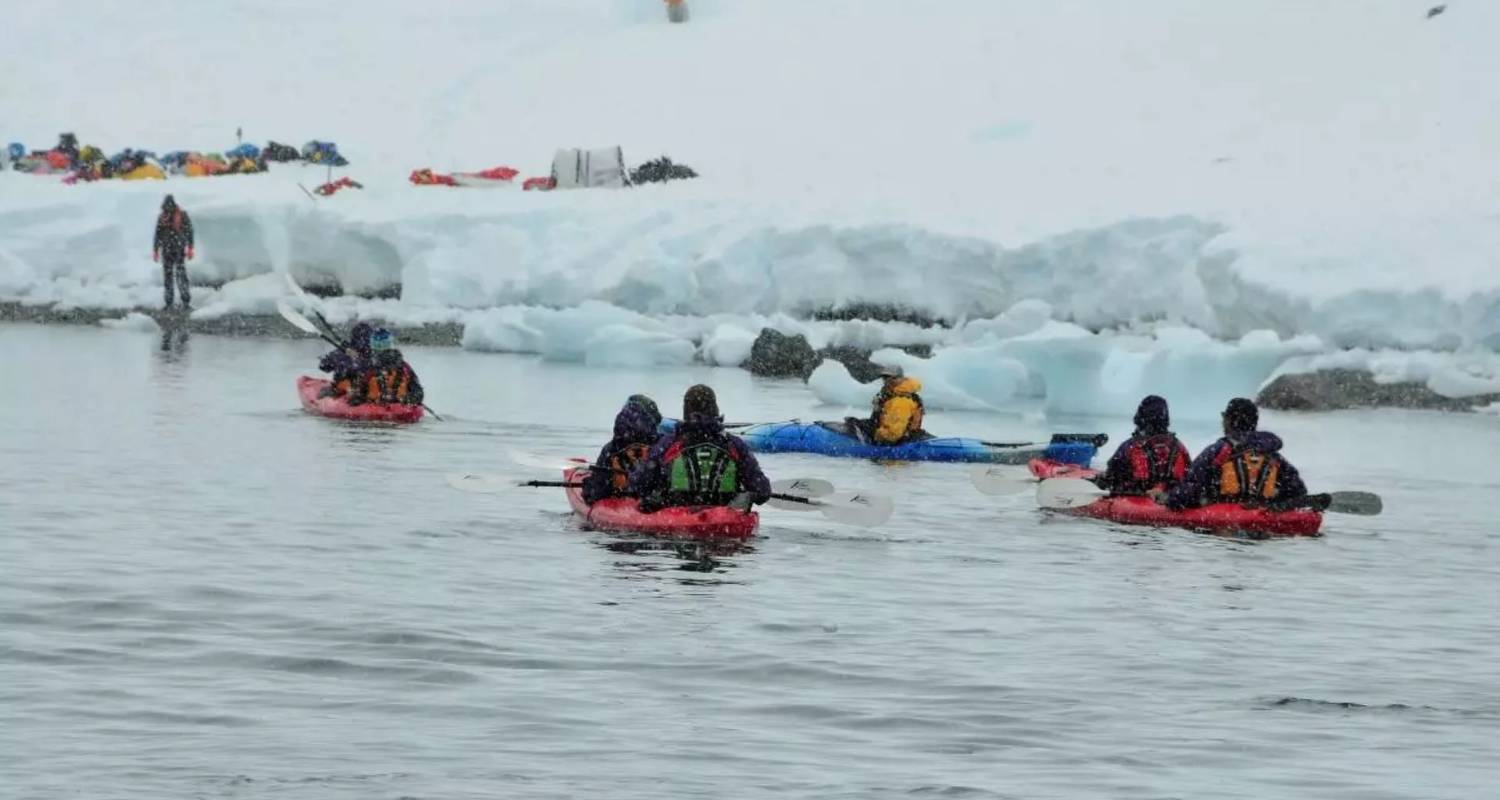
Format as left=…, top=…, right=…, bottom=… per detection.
left=747, top=329, right=818, bottom=378
left=809, top=303, right=942, bottom=327
left=630, top=156, right=697, bottom=185
left=1258, top=368, right=1500, bottom=412
left=817, top=345, right=882, bottom=382
left=0, top=302, right=463, bottom=346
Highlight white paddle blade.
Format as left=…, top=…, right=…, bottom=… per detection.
left=968, top=464, right=1034, bottom=496
left=276, top=299, right=322, bottom=336
left=284, top=272, right=312, bottom=300
left=508, top=449, right=589, bottom=472
left=445, top=473, right=512, bottom=494
left=771, top=478, right=836, bottom=497
left=1328, top=491, right=1383, bottom=516
left=816, top=491, right=895, bottom=527
left=1036, top=478, right=1107, bottom=510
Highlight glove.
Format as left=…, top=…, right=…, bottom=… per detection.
left=152, top=250, right=159, bottom=263
left=186, top=247, right=195, bottom=261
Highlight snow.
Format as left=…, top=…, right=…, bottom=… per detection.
left=5, top=0, right=1499, bottom=413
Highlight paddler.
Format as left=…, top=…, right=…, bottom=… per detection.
left=1163, top=398, right=1308, bottom=509
left=1096, top=395, right=1192, bottom=499
left=855, top=365, right=929, bottom=445
left=582, top=395, right=664, bottom=504
left=629, top=385, right=771, bottom=511
left=317, top=321, right=373, bottom=398
left=347, top=328, right=425, bottom=407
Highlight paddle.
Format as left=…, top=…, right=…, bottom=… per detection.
left=1036, top=478, right=1383, bottom=516
left=451, top=467, right=891, bottom=526
left=276, top=295, right=444, bottom=421
left=979, top=433, right=1109, bottom=449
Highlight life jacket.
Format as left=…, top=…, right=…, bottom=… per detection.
left=869, top=380, right=924, bottom=442
left=363, top=364, right=414, bottom=404
left=607, top=442, right=652, bottom=492
left=661, top=436, right=742, bottom=505
left=1212, top=444, right=1282, bottom=503
left=1126, top=433, right=1189, bottom=487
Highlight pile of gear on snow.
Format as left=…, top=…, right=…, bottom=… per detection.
left=406, top=147, right=699, bottom=192
left=3, top=132, right=349, bottom=184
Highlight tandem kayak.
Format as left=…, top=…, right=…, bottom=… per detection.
left=561, top=466, right=759, bottom=540
left=1028, top=459, right=1323, bottom=537
left=296, top=376, right=424, bottom=424
left=732, top=421, right=1102, bottom=465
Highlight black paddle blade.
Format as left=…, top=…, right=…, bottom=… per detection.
left=1327, top=491, right=1383, bottom=516
left=1050, top=432, right=1109, bottom=448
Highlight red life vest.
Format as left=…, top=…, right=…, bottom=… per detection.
left=1126, top=434, right=1189, bottom=487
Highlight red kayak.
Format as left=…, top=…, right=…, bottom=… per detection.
left=562, top=466, right=759, bottom=540
left=1028, top=459, right=1323, bottom=537
left=296, top=376, right=424, bottom=424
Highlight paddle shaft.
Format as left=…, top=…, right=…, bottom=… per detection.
left=522, top=481, right=584, bottom=488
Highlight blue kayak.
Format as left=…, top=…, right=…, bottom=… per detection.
left=663, top=419, right=1102, bottom=465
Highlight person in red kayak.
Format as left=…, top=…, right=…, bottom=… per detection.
left=152, top=194, right=194, bottom=310
left=582, top=395, right=663, bottom=504
left=1096, top=395, right=1191, bottom=498
left=317, top=321, right=373, bottom=398
left=1163, top=398, right=1307, bottom=510
left=347, top=328, right=424, bottom=407
left=628, top=385, right=771, bottom=511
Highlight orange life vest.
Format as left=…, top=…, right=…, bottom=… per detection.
left=1213, top=445, right=1282, bottom=502
left=363, top=365, right=413, bottom=404
left=607, top=442, right=652, bottom=491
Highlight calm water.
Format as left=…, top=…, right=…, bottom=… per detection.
left=2, top=322, right=1498, bottom=800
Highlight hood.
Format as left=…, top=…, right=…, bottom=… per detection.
left=348, top=322, right=374, bottom=355
left=1132, top=394, right=1170, bottom=435
left=887, top=376, right=922, bottom=395
left=613, top=401, right=661, bottom=441
left=161, top=194, right=177, bottom=211
left=677, top=413, right=726, bottom=436
left=1228, top=431, right=1283, bottom=453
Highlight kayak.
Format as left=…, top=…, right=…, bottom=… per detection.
left=296, top=376, right=424, bottom=424
left=1028, top=459, right=1323, bottom=537
left=734, top=421, right=1100, bottom=465
left=562, top=466, right=759, bottom=540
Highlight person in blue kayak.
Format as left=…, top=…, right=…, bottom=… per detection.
left=851, top=365, right=930, bottom=445
left=347, top=328, right=424, bottom=407
left=1163, top=398, right=1308, bottom=509
left=629, top=384, right=772, bottom=511
left=317, top=321, right=373, bottom=398
left=582, top=395, right=664, bottom=504
left=1096, top=395, right=1191, bottom=497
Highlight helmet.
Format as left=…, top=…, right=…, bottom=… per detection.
left=369, top=328, right=395, bottom=351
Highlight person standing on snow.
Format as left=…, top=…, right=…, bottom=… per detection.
left=152, top=195, right=195, bottom=310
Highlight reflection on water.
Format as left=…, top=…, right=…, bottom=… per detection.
left=600, top=536, right=756, bottom=576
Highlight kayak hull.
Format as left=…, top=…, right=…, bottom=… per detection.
left=562, top=466, right=758, bottom=540
left=737, top=421, right=1097, bottom=465
left=297, top=376, right=424, bottom=424
left=1028, top=459, right=1323, bottom=537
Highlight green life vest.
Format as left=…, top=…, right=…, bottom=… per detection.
left=666, top=441, right=739, bottom=503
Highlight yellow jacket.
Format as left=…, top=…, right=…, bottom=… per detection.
left=872, top=377, right=925, bottom=444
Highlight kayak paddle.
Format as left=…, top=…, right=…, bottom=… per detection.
left=450, top=470, right=892, bottom=526
left=979, top=433, right=1109, bottom=450
left=1036, top=478, right=1384, bottom=516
